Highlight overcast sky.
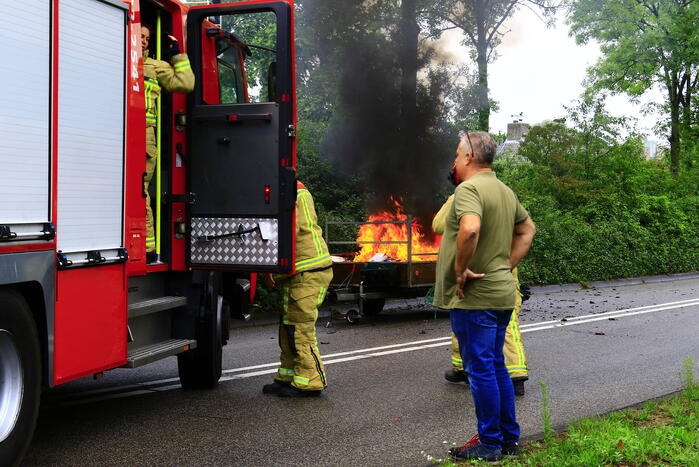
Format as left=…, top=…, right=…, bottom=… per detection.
left=441, top=8, right=663, bottom=141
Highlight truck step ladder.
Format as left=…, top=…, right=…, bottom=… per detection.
left=128, top=296, right=187, bottom=319
left=125, top=339, right=197, bottom=368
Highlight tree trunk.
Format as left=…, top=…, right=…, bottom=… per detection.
left=474, top=2, right=490, bottom=131
left=400, top=0, right=419, bottom=136
left=669, top=107, right=681, bottom=175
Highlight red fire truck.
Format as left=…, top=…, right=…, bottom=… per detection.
left=0, top=0, right=297, bottom=463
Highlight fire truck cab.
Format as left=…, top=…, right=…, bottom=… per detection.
left=0, top=0, right=297, bottom=463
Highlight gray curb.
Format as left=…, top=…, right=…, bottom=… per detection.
left=533, top=271, right=699, bottom=294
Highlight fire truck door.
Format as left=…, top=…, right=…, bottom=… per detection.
left=187, top=2, right=296, bottom=272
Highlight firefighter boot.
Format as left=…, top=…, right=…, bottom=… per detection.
left=445, top=369, right=469, bottom=383
left=262, top=380, right=291, bottom=395
left=512, top=377, right=526, bottom=396
left=277, top=385, right=322, bottom=398
left=446, top=334, right=469, bottom=384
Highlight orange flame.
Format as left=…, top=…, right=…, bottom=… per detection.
left=354, top=198, right=440, bottom=262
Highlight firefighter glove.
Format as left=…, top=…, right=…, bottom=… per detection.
left=166, top=35, right=180, bottom=56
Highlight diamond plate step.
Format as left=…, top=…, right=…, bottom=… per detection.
left=125, top=339, right=196, bottom=368
left=128, top=296, right=187, bottom=319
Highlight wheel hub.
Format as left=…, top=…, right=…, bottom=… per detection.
left=0, top=329, right=24, bottom=443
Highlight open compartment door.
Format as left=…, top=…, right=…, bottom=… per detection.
left=186, top=1, right=296, bottom=272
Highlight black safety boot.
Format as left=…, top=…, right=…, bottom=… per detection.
left=512, top=378, right=526, bottom=396
left=262, top=380, right=291, bottom=395
left=444, top=369, right=469, bottom=384
left=277, top=385, right=322, bottom=398
left=502, top=441, right=520, bottom=456
left=146, top=251, right=157, bottom=264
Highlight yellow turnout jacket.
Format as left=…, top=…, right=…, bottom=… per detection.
left=143, top=53, right=194, bottom=127
left=295, top=181, right=332, bottom=272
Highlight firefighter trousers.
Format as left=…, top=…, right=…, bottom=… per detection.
left=144, top=127, right=157, bottom=253
left=275, top=268, right=332, bottom=391
left=450, top=284, right=528, bottom=380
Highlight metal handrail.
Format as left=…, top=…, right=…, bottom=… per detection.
left=325, top=216, right=440, bottom=289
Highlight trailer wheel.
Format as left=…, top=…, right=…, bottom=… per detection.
left=346, top=309, right=361, bottom=325
left=359, top=298, right=385, bottom=316
left=178, top=273, right=223, bottom=389
left=0, top=290, right=41, bottom=467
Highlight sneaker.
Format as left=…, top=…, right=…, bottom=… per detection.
left=513, top=379, right=525, bottom=396
left=448, top=434, right=479, bottom=457
left=450, top=442, right=502, bottom=462
left=444, top=369, right=468, bottom=384
left=502, top=441, right=520, bottom=456
left=277, top=385, right=322, bottom=398
left=262, top=380, right=291, bottom=395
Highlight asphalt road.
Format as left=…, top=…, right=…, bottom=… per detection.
left=25, top=276, right=699, bottom=466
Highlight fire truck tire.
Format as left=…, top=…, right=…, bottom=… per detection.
left=177, top=274, right=223, bottom=390
left=359, top=298, right=385, bottom=316
left=0, top=290, right=41, bottom=467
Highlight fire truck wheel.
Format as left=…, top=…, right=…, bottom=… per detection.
left=0, top=290, right=41, bottom=467
left=359, top=298, right=385, bottom=316
left=178, top=274, right=223, bottom=390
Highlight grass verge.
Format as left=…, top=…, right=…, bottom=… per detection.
left=437, top=359, right=698, bottom=466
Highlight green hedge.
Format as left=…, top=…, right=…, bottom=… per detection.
left=496, top=122, right=699, bottom=285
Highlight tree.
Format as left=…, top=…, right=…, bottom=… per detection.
left=427, top=0, right=557, bottom=130
left=568, top=0, right=699, bottom=174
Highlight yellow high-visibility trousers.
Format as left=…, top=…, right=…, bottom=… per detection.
left=144, top=127, right=157, bottom=253
left=275, top=268, right=332, bottom=391
left=450, top=273, right=528, bottom=380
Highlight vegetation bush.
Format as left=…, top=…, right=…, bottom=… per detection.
left=495, top=114, right=699, bottom=285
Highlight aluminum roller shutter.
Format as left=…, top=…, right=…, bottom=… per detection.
left=0, top=1, right=51, bottom=225
left=57, top=0, right=126, bottom=257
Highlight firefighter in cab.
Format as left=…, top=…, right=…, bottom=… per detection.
left=140, top=24, right=194, bottom=260
left=262, top=181, right=334, bottom=397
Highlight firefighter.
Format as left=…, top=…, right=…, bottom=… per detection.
left=141, top=24, right=194, bottom=259
left=262, top=181, right=333, bottom=397
left=433, top=194, right=529, bottom=395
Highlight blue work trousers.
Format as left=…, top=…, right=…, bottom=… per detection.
left=451, top=309, right=520, bottom=449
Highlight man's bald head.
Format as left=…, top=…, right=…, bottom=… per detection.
left=461, top=131, right=497, bottom=167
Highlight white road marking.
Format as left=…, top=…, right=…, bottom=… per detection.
left=48, top=297, right=699, bottom=406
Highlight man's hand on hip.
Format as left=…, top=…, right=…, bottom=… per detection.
left=263, top=273, right=276, bottom=288
left=455, top=269, right=485, bottom=299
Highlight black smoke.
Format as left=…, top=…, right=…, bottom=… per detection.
left=299, top=1, right=458, bottom=234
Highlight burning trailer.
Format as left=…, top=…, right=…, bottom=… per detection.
left=324, top=200, right=440, bottom=322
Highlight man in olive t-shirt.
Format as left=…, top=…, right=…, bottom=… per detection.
left=435, top=132, right=536, bottom=462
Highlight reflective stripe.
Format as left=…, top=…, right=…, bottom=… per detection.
left=146, top=237, right=156, bottom=246
left=278, top=368, right=294, bottom=376
left=451, top=356, right=463, bottom=365
left=317, top=287, right=327, bottom=306
left=144, top=78, right=160, bottom=123
left=295, top=254, right=331, bottom=271
left=297, top=189, right=310, bottom=196
left=293, top=375, right=310, bottom=386
left=282, top=286, right=290, bottom=325
left=174, top=61, right=191, bottom=71
left=298, top=190, right=324, bottom=257
left=506, top=365, right=528, bottom=371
